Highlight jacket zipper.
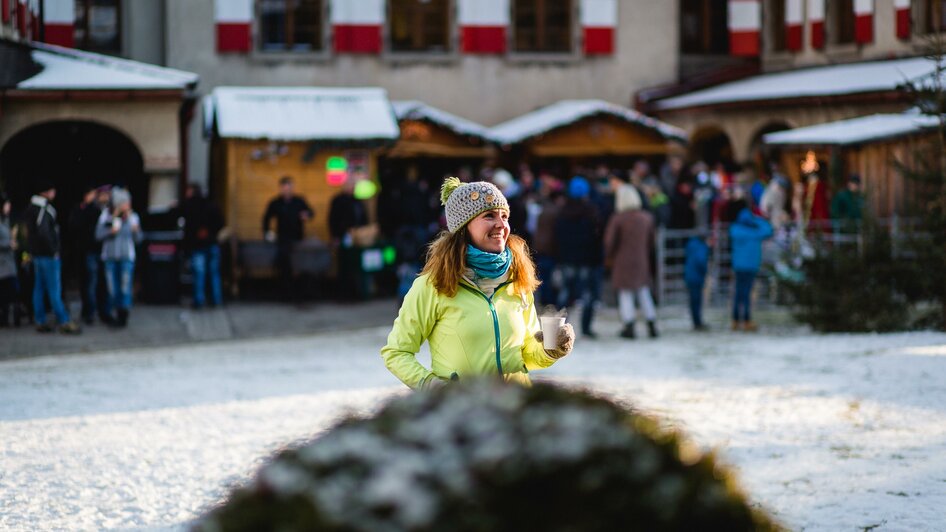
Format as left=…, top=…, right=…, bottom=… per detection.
left=461, top=281, right=511, bottom=377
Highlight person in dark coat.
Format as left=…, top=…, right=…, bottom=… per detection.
left=262, top=176, right=314, bottom=298
left=604, top=185, right=659, bottom=339
left=669, top=179, right=696, bottom=230
left=68, top=185, right=108, bottom=324
left=182, top=184, right=224, bottom=309
left=23, top=182, right=80, bottom=334
left=328, top=178, right=369, bottom=243
left=532, top=189, right=564, bottom=307
left=555, top=176, right=602, bottom=338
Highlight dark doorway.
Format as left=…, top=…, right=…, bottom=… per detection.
left=689, top=126, right=734, bottom=167
left=1, top=121, right=147, bottom=294
left=1, top=120, right=145, bottom=222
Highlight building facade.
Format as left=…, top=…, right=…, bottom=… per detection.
left=653, top=0, right=943, bottom=166
left=0, top=0, right=196, bottom=219
left=164, top=0, right=679, bottom=187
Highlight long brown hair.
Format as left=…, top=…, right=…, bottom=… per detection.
left=421, top=229, right=539, bottom=298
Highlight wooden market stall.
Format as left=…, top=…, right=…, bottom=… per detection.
left=489, top=99, right=687, bottom=168
left=377, top=100, right=496, bottom=226
left=205, top=86, right=400, bottom=290
left=763, top=112, right=939, bottom=218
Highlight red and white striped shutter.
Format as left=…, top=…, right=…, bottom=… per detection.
left=854, top=0, right=873, bottom=44
left=458, top=0, right=508, bottom=54
left=331, top=0, right=383, bottom=54
left=728, top=0, right=760, bottom=57
left=17, top=0, right=27, bottom=36
left=581, top=0, right=616, bottom=55
left=808, top=0, right=825, bottom=49
left=43, top=0, right=74, bottom=47
left=215, top=0, right=252, bottom=53
left=28, top=0, right=36, bottom=38
left=894, top=0, right=911, bottom=40
left=785, top=0, right=803, bottom=51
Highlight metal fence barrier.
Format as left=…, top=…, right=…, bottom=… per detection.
left=654, top=217, right=920, bottom=309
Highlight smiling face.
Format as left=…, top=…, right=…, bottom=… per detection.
left=466, top=208, right=510, bottom=254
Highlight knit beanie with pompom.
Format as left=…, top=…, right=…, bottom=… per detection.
left=440, top=177, right=509, bottom=233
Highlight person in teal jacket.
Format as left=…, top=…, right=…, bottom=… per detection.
left=729, top=205, right=773, bottom=331
left=381, top=177, right=575, bottom=390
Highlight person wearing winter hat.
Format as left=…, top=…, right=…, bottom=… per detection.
left=381, top=177, right=574, bottom=390
left=604, top=185, right=659, bottom=339
left=555, top=176, right=603, bottom=338
left=95, top=187, right=142, bottom=327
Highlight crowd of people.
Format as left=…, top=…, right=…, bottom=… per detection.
left=0, top=181, right=224, bottom=334
left=0, top=153, right=865, bottom=336
left=375, top=156, right=865, bottom=337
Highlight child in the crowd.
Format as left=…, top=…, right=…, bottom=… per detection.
left=729, top=204, right=774, bottom=331
left=684, top=235, right=710, bottom=331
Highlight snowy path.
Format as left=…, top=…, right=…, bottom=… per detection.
left=2, top=323, right=946, bottom=531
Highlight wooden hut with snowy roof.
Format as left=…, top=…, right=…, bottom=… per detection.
left=488, top=99, right=687, bottom=168
left=763, top=111, right=940, bottom=217
left=204, top=86, right=400, bottom=283
left=381, top=100, right=495, bottom=195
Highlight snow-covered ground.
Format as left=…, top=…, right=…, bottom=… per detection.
left=2, top=318, right=946, bottom=531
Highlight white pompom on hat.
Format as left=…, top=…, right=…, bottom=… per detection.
left=440, top=177, right=509, bottom=233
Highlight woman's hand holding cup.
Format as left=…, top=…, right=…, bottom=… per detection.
left=535, top=320, right=574, bottom=359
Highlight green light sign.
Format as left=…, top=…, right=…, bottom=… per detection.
left=353, top=179, right=378, bottom=200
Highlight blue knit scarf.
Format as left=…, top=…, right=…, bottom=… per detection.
left=466, top=244, right=512, bottom=279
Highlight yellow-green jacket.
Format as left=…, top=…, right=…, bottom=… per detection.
left=381, top=273, right=558, bottom=389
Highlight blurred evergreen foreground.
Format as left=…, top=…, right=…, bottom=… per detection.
left=197, top=381, right=779, bottom=532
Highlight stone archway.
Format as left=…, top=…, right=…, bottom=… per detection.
left=1, top=120, right=145, bottom=221
left=689, top=125, right=734, bottom=167
left=748, top=121, right=793, bottom=178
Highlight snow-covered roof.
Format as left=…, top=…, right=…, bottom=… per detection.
left=16, top=42, right=198, bottom=91
left=489, top=99, right=687, bottom=145
left=391, top=100, right=493, bottom=141
left=655, top=57, right=934, bottom=111
left=208, top=87, right=400, bottom=142
left=763, top=112, right=940, bottom=147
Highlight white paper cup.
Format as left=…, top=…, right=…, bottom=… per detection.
left=539, top=316, right=565, bottom=350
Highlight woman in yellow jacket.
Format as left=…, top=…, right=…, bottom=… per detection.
left=381, top=177, right=574, bottom=389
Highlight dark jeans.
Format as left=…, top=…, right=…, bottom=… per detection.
left=104, top=259, right=135, bottom=311
left=80, top=253, right=112, bottom=320
left=275, top=240, right=295, bottom=298
left=687, top=281, right=704, bottom=327
left=191, top=245, right=222, bottom=307
left=732, top=271, right=756, bottom=322
left=557, top=264, right=600, bottom=335
left=0, top=276, right=15, bottom=324
left=32, top=256, right=70, bottom=325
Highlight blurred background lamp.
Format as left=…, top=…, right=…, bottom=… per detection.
left=354, top=179, right=378, bottom=200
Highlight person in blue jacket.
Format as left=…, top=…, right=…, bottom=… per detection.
left=684, top=235, right=710, bottom=331
left=729, top=206, right=773, bottom=331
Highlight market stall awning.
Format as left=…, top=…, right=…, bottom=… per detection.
left=489, top=99, right=686, bottom=157
left=388, top=100, right=494, bottom=158
left=392, top=100, right=493, bottom=141
left=653, top=57, right=934, bottom=112
left=1, top=39, right=197, bottom=92
left=763, top=112, right=940, bottom=147
left=206, top=87, right=400, bottom=143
